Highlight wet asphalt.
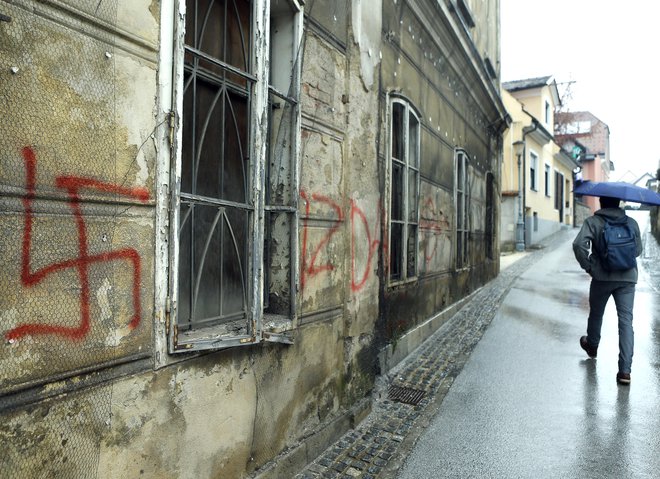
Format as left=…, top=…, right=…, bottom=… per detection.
left=396, top=211, right=660, bottom=479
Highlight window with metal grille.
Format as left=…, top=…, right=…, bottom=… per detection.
left=169, top=0, right=303, bottom=352
left=455, top=149, right=469, bottom=269
left=389, top=98, right=420, bottom=283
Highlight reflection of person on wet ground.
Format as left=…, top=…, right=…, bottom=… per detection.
left=576, top=361, right=631, bottom=475
left=572, top=196, right=642, bottom=385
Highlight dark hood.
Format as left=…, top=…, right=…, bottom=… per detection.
left=594, top=207, right=626, bottom=221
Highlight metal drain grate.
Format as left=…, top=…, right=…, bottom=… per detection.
left=388, top=385, right=426, bottom=405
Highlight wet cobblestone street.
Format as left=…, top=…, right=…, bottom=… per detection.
left=296, top=228, right=573, bottom=479
left=298, top=213, right=660, bottom=478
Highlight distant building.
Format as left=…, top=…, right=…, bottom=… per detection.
left=500, top=76, right=578, bottom=251
left=652, top=161, right=660, bottom=239
left=555, top=111, right=612, bottom=213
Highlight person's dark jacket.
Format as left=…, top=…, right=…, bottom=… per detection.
left=572, top=207, right=642, bottom=283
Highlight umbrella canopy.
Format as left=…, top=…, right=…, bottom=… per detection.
left=573, top=180, right=660, bottom=206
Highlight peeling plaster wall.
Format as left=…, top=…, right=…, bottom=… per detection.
left=94, top=319, right=344, bottom=479
left=343, top=6, right=383, bottom=401
left=0, top=0, right=158, bottom=477
left=0, top=1, right=362, bottom=477
left=351, top=0, right=382, bottom=89
left=299, top=22, right=348, bottom=322
left=0, top=0, right=157, bottom=390
left=0, top=1, right=505, bottom=478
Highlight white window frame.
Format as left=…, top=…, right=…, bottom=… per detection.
left=387, top=95, right=420, bottom=284
left=167, top=0, right=304, bottom=353
left=544, top=163, right=551, bottom=197
left=529, top=151, right=538, bottom=191
left=455, top=149, right=470, bottom=270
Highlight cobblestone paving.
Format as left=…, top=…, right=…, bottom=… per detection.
left=296, top=230, right=573, bottom=479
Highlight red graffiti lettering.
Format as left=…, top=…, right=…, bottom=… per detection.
left=300, top=190, right=343, bottom=290
left=350, top=200, right=381, bottom=292
left=5, top=146, right=149, bottom=342
left=419, top=198, right=450, bottom=266
left=300, top=192, right=385, bottom=293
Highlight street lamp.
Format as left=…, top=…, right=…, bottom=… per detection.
left=513, top=140, right=525, bottom=252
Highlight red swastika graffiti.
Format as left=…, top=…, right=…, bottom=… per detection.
left=5, top=147, right=149, bottom=342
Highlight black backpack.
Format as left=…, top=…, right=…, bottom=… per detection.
left=599, top=216, right=637, bottom=271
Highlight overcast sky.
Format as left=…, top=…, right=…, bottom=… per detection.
left=500, top=0, right=660, bottom=181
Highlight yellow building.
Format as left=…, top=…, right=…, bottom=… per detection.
left=500, top=76, right=578, bottom=251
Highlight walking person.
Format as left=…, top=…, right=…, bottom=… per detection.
left=572, top=196, right=642, bottom=385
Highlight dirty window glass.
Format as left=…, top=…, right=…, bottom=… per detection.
left=172, top=0, right=303, bottom=351
left=455, top=150, right=469, bottom=269
left=530, top=151, right=538, bottom=191
left=389, top=99, right=419, bottom=283
left=263, top=0, right=302, bottom=323
left=178, top=0, right=252, bottom=340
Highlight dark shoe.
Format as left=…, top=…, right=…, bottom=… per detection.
left=617, top=372, right=631, bottom=385
left=580, top=336, right=597, bottom=358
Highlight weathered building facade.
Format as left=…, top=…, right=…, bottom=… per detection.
left=555, top=110, right=612, bottom=215
left=0, top=1, right=507, bottom=478
left=500, top=76, right=578, bottom=250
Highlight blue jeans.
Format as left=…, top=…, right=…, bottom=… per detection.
left=586, top=280, right=636, bottom=373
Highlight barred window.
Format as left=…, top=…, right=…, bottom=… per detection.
left=169, top=0, right=303, bottom=352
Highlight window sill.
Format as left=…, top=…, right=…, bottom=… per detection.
left=173, top=320, right=255, bottom=352
left=262, top=313, right=293, bottom=334
left=387, top=276, right=418, bottom=289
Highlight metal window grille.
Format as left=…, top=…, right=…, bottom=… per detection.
left=176, top=0, right=254, bottom=345
left=169, top=0, right=302, bottom=351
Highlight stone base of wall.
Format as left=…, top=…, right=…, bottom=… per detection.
left=378, top=290, right=477, bottom=374
left=251, top=276, right=483, bottom=478
left=575, top=202, right=591, bottom=227
left=252, top=398, right=372, bottom=479
left=500, top=196, right=517, bottom=251
left=500, top=240, right=516, bottom=253
left=526, top=215, right=565, bottom=247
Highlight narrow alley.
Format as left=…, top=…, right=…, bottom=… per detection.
left=3, top=2, right=660, bottom=478
left=299, top=211, right=660, bottom=478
